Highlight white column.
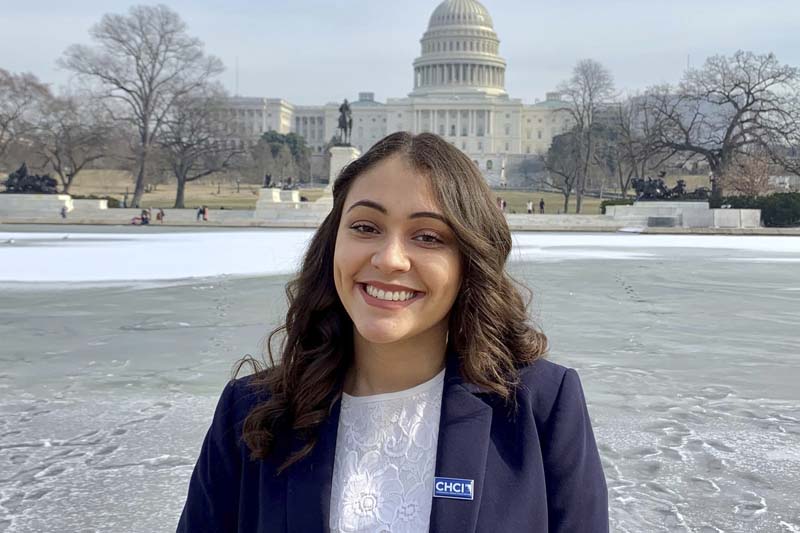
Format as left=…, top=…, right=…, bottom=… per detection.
left=457, top=110, right=462, bottom=136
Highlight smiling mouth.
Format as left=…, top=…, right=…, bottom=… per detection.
left=358, top=283, right=424, bottom=306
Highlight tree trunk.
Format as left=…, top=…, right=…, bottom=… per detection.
left=132, top=129, right=150, bottom=208
left=709, top=159, right=724, bottom=205
left=563, top=193, right=570, bottom=214
left=174, top=174, right=186, bottom=208
left=132, top=151, right=147, bottom=207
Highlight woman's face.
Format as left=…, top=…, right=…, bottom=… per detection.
left=333, top=154, right=462, bottom=347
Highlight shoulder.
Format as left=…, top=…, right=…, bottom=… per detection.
left=515, top=358, right=585, bottom=422
left=213, top=373, right=271, bottom=432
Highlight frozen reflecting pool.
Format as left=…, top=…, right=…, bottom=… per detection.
left=1, top=226, right=799, bottom=532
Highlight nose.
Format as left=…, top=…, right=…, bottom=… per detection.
left=371, top=234, right=411, bottom=273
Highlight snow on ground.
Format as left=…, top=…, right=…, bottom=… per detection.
left=0, top=229, right=799, bottom=283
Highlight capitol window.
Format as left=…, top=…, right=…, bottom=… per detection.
left=487, top=160, right=493, bottom=170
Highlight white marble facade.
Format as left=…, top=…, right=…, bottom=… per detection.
left=221, top=0, right=573, bottom=183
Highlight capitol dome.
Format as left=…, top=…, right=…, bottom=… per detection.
left=411, top=0, right=507, bottom=97
left=428, top=0, right=494, bottom=30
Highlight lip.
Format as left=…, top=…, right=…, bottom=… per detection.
left=357, top=282, right=424, bottom=310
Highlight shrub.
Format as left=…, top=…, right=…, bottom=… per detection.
left=600, top=198, right=635, bottom=214
left=719, top=193, right=800, bottom=227
left=71, top=194, right=121, bottom=208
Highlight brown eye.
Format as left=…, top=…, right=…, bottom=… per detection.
left=414, top=232, right=443, bottom=244
left=350, top=223, right=379, bottom=234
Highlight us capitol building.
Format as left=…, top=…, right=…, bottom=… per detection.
left=222, top=0, right=573, bottom=184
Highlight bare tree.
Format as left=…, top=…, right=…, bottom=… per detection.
left=157, top=88, right=243, bottom=208
left=60, top=5, right=224, bottom=207
left=558, top=59, right=615, bottom=212
left=0, top=69, right=51, bottom=167
left=33, top=94, right=111, bottom=193
left=722, top=148, right=774, bottom=197
left=544, top=130, right=582, bottom=213
left=607, top=96, right=664, bottom=197
left=646, top=51, right=799, bottom=203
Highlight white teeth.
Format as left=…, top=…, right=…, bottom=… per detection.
left=364, top=284, right=415, bottom=302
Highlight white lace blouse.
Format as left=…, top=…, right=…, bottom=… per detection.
left=329, top=369, right=445, bottom=533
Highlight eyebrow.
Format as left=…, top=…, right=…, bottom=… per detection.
left=346, top=200, right=448, bottom=224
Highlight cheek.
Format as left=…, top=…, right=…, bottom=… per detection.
left=423, top=252, right=462, bottom=303
left=332, top=230, right=349, bottom=295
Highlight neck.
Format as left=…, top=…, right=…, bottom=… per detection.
left=345, top=322, right=448, bottom=397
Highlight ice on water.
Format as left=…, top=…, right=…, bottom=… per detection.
left=1, top=228, right=799, bottom=532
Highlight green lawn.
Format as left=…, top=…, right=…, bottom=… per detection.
left=491, top=190, right=604, bottom=215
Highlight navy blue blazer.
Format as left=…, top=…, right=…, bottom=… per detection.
left=177, top=358, right=608, bottom=532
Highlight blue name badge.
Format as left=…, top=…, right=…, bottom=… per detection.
left=433, top=477, right=474, bottom=501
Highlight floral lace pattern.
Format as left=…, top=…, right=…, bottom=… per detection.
left=329, top=370, right=444, bottom=533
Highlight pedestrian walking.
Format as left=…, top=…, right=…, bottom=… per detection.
left=539, top=198, right=545, bottom=214
left=202, top=206, right=209, bottom=221
left=60, top=206, right=67, bottom=219
left=527, top=200, right=534, bottom=214
left=156, top=208, right=165, bottom=224
left=196, top=207, right=203, bottom=221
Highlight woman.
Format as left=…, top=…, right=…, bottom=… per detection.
left=177, top=132, right=608, bottom=532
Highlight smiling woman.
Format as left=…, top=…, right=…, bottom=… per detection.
left=177, top=132, right=608, bottom=532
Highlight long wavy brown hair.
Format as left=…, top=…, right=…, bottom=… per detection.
left=237, top=132, right=548, bottom=472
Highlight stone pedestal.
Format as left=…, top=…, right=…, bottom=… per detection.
left=605, top=201, right=762, bottom=229
left=0, top=194, right=73, bottom=219
left=255, top=187, right=300, bottom=208
left=317, top=145, right=361, bottom=206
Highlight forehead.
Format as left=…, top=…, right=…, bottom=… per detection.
left=344, top=155, right=439, bottom=211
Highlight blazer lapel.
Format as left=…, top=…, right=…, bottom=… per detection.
left=286, top=398, right=341, bottom=533
left=429, top=358, right=493, bottom=533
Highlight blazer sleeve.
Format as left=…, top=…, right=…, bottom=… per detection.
left=541, top=368, right=608, bottom=532
left=177, top=380, right=244, bottom=533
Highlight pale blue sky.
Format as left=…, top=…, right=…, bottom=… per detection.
left=3, top=0, right=800, bottom=105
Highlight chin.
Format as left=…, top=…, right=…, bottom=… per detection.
left=355, top=322, right=414, bottom=345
